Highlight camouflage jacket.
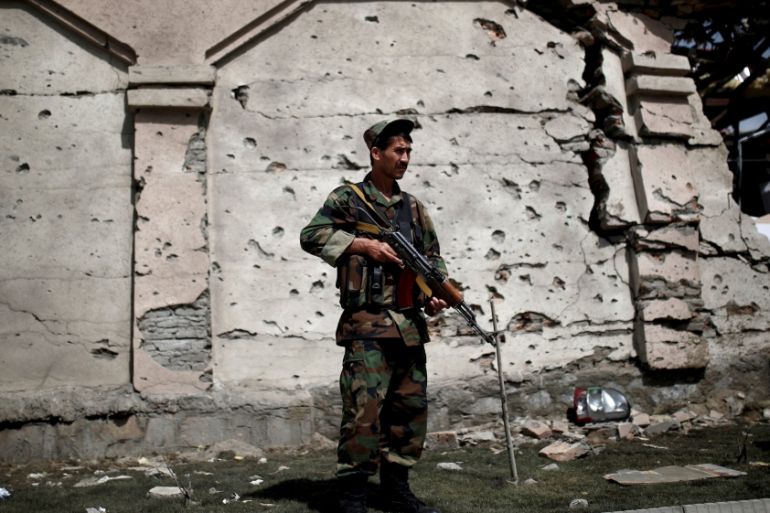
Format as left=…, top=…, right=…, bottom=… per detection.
left=300, top=173, right=447, bottom=346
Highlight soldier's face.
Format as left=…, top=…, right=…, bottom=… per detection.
left=372, top=136, right=412, bottom=181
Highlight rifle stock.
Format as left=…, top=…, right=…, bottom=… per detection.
left=381, top=230, right=496, bottom=345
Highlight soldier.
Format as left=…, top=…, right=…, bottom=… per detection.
left=300, top=119, right=447, bottom=513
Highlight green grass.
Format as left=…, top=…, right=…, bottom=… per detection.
left=1, top=423, right=769, bottom=513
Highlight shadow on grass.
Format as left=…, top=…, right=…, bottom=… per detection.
left=251, top=478, right=395, bottom=513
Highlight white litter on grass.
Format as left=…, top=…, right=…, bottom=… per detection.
left=74, top=475, right=133, bottom=488
left=27, top=473, right=46, bottom=480
left=569, top=498, right=589, bottom=510
left=250, top=479, right=264, bottom=486
left=258, top=457, right=268, bottom=464
left=436, top=462, right=463, bottom=471
left=85, top=507, right=107, bottom=513
left=0, top=487, right=11, bottom=499
left=223, top=492, right=240, bottom=504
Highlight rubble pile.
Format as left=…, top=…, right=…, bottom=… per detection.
left=428, top=402, right=770, bottom=462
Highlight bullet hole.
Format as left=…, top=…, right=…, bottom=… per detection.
left=556, top=201, right=567, bottom=212
left=311, top=280, right=324, bottom=293
left=273, top=226, right=285, bottom=237
left=226, top=153, right=235, bottom=160
left=336, top=154, right=363, bottom=170
left=484, top=91, right=493, bottom=98
left=529, top=180, right=540, bottom=192
left=552, top=277, right=565, bottom=289
left=91, top=347, right=119, bottom=360
left=166, top=254, right=178, bottom=261
left=247, top=239, right=274, bottom=258
left=156, top=131, right=163, bottom=137
left=486, top=285, right=504, bottom=300
left=365, top=15, right=379, bottom=22
left=243, top=137, right=257, bottom=149
left=502, top=178, right=522, bottom=199
left=442, top=163, right=459, bottom=177
left=232, top=85, right=250, bottom=109
left=283, top=186, right=296, bottom=200
left=713, top=274, right=723, bottom=284
left=492, top=230, right=506, bottom=243
left=15, top=163, right=29, bottom=174
left=266, top=161, right=287, bottom=173
left=485, top=248, right=501, bottom=260
left=38, top=109, right=51, bottom=119
left=525, top=206, right=541, bottom=220
left=290, top=289, right=299, bottom=296
left=315, top=311, right=324, bottom=317
left=474, top=18, right=507, bottom=45
left=465, top=54, right=480, bottom=60
left=593, top=294, right=604, bottom=303
left=518, top=274, right=532, bottom=285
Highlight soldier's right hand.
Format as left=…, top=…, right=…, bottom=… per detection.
left=349, top=238, right=403, bottom=267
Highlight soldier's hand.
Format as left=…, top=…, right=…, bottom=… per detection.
left=349, top=238, right=403, bottom=267
left=425, top=297, right=448, bottom=316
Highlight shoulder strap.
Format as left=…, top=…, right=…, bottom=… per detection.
left=348, top=182, right=389, bottom=233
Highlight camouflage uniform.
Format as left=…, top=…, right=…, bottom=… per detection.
left=300, top=172, right=446, bottom=477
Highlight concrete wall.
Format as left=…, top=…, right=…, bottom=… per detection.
left=0, top=1, right=132, bottom=392
left=0, top=0, right=769, bottom=462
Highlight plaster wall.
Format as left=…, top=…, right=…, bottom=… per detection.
left=0, top=1, right=132, bottom=392
left=1, top=0, right=769, bottom=463
left=208, top=1, right=636, bottom=399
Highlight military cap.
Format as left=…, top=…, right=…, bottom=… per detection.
left=363, top=118, right=415, bottom=150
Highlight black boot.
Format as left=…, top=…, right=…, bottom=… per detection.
left=380, top=460, right=441, bottom=513
left=338, top=473, right=368, bottom=513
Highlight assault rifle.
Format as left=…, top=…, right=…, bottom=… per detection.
left=381, top=228, right=496, bottom=345
left=347, top=183, right=495, bottom=345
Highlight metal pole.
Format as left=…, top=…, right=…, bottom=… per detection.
left=490, top=300, right=518, bottom=485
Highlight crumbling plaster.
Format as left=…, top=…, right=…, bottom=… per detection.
left=208, top=1, right=637, bottom=396
left=0, top=1, right=132, bottom=392
left=1, top=0, right=769, bottom=463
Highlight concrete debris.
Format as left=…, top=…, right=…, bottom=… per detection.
left=193, top=439, right=264, bottom=461
left=539, top=440, right=591, bottom=462
left=617, top=422, right=635, bottom=440
left=458, top=430, right=496, bottom=445
left=74, top=474, right=133, bottom=488
left=604, top=464, right=746, bottom=485
left=644, top=419, right=680, bottom=437
left=85, top=508, right=106, bottom=513
left=541, top=463, right=560, bottom=471
left=436, top=462, right=463, bottom=472
left=551, top=420, right=570, bottom=435
left=147, top=486, right=185, bottom=499
left=522, top=420, right=552, bottom=439
left=631, top=412, right=651, bottom=427
left=523, top=478, right=538, bottom=486
left=425, top=431, right=460, bottom=450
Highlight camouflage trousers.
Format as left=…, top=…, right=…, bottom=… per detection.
left=336, top=338, right=428, bottom=477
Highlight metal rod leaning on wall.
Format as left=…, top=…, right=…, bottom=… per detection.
left=490, top=300, right=519, bottom=485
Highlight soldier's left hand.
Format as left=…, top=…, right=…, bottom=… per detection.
left=425, top=297, right=448, bottom=316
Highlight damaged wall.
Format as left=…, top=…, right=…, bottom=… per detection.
left=0, top=1, right=132, bottom=392
left=0, top=0, right=769, bottom=463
